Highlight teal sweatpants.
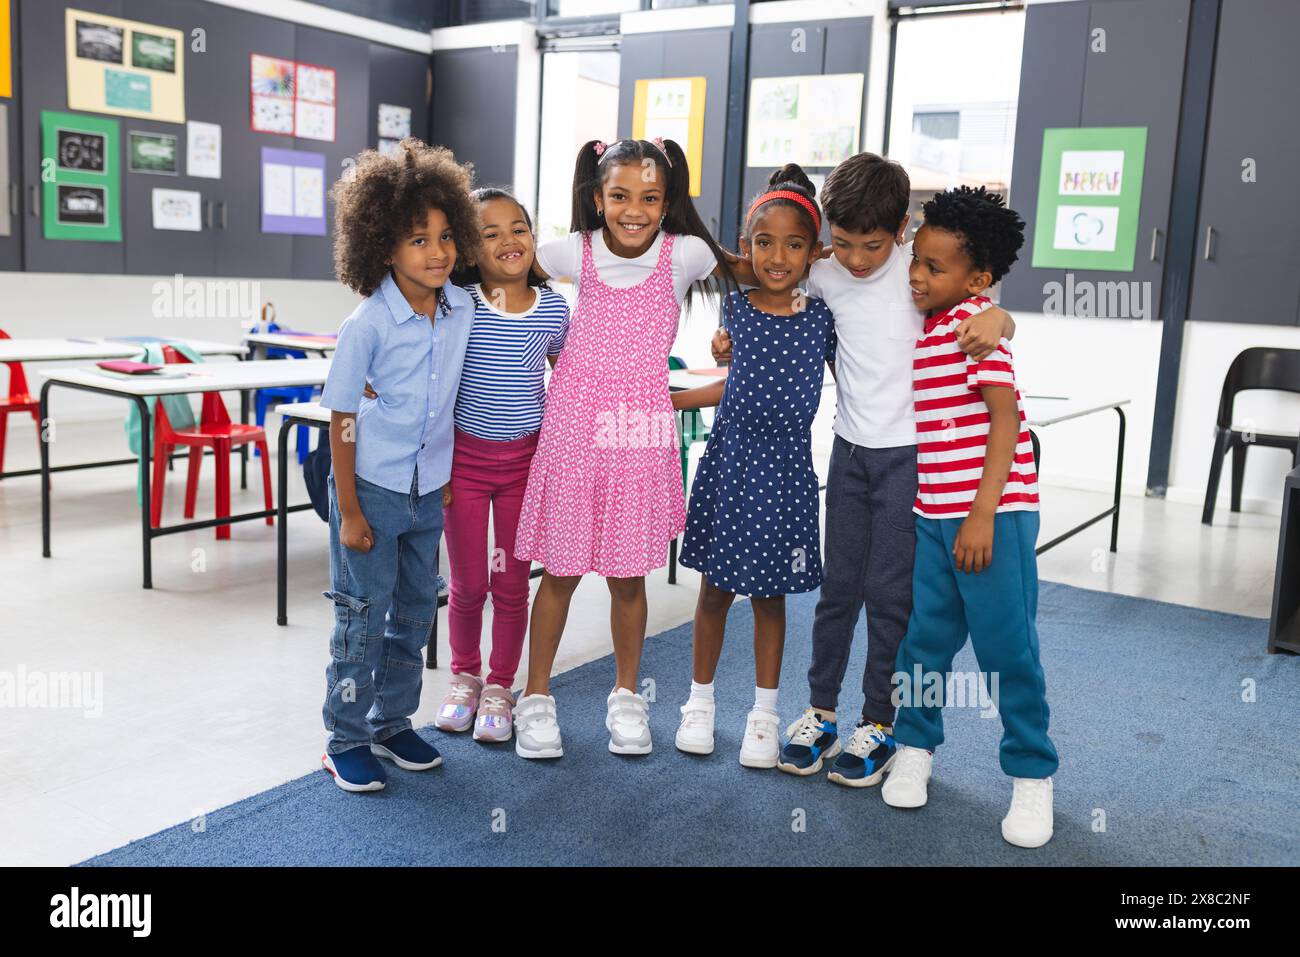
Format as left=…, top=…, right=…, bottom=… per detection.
left=892, top=511, right=1058, bottom=779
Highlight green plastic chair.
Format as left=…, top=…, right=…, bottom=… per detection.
left=669, top=355, right=711, bottom=492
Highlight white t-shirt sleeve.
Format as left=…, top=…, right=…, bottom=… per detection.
left=671, top=234, right=719, bottom=302
left=804, top=258, right=830, bottom=299
left=535, top=233, right=582, bottom=282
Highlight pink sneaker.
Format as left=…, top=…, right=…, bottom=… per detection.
left=434, top=673, right=482, bottom=732
left=473, top=685, right=515, bottom=743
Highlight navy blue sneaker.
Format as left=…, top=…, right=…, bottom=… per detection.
left=777, top=707, right=841, bottom=776
left=828, top=720, right=897, bottom=788
left=371, top=729, right=443, bottom=771
left=322, top=745, right=387, bottom=792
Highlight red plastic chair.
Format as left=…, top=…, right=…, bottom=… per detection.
left=0, top=329, right=42, bottom=475
left=149, top=346, right=272, bottom=540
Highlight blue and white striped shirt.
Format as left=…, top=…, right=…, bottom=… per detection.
left=454, top=283, right=570, bottom=441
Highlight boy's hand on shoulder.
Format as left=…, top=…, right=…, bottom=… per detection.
left=340, top=512, right=374, bottom=553
left=953, top=510, right=994, bottom=573
left=362, top=381, right=378, bottom=400
left=955, top=306, right=1013, bottom=362
left=442, top=484, right=453, bottom=508
left=711, top=327, right=732, bottom=364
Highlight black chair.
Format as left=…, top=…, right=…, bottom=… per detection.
left=1202, top=348, right=1300, bottom=525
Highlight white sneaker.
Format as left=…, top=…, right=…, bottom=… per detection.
left=675, top=697, right=716, bottom=755
left=514, top=693, right=563, bottom=759
left=1001, top=777, right=1054, bottom=848
left=881, top=744, right=933, bottom=808
left=739, top=708, right=781, bottom=769
left=606, top=688, right=652, bottom=755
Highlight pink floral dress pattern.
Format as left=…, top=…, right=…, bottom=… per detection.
left=513, top=231, right=687, bottom=577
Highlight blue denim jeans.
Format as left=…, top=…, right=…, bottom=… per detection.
left=323, top=469, right=443, bottom=754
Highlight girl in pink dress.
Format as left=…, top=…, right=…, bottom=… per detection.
left=513, top=137, right=735, bottom=760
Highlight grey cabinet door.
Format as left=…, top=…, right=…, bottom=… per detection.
left=292, top=25, right=370, bottom=281
left=617, top=27, right=732, bottom=240
left=121, top=0, right=215, bottom=277
left=0, top=0, right=21, bottom=272
left=1076, top=0, right=1189, bottom=319
left=1189, top=0, right=1300, bottom=326
left=430, top=46, right=517, bottom=190
left=368, top=43, right=429, bottom=147
left=1000, top=0, right=1089, bottom=313
left=20, top=0, right=126, bottom=275
left=181, top=0, right=296, bottom=279
left=740, top=18, right=872, bottom=244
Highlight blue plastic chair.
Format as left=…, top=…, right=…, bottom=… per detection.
left=252, top=305, right=317, bottom=463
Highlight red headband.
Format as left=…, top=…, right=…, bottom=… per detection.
left=746, top=190, right=821, bottom=233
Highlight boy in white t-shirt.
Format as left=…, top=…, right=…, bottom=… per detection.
left=713, top=154, right=1014, bottom=788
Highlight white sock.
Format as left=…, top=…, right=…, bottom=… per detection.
left=754, top=686, right=779, bottom=715
left=690, top=680, right=714, bottom=703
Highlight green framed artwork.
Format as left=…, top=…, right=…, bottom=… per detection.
left=128, top=131, right=177, bottom=174
left=1031, top=127, right=1147, bottom=272
left=41, top=110, right=121, bottom=242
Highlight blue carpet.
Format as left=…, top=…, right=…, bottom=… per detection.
left=83, top=582, right=1299, bottom=866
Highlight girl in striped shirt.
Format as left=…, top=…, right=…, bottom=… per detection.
left=882, top=186, right=1058, bottom=849
left=434, top=188, right=569, bottom=743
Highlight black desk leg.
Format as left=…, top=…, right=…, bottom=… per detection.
left=277, top=416, right=292, bottom=626
left=135, top=396, right=154, bottom=589
left=1111, top=407, right=1127, bottom=553
left=668, top=537, right=678, bottom=585
left=39, top=381, right=52, bottom=558
left=240, top=389, right=249, bottom=490
left=426, top=613, right=438, bottom=669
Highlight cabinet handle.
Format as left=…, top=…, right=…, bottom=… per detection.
left=9, top=183, right=17, bottom=217
left=219, top=200, right=227, bottom=230
left=29, top=184, right=39, bottom=219
left=1149, top=227, right=1162, bottom=262
left=1203, top=225, right=1215, bottom=261
left=203, top=200, right=212, bottom=229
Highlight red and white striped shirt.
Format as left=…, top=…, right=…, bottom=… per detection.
left=913, top=296, right=1039, bottom=519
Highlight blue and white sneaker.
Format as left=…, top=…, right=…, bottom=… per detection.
left=370, top=729, right=443, bottom=771
left=777, top=707, right=840, bottom=776
left=322, top=745, right=387, bottom=793
left=828, top=720, right=897, bottom=788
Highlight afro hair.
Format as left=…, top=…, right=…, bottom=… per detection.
left=920, top=185, right=1025, bottom=283
left=330, top=138, right=480, bottom=297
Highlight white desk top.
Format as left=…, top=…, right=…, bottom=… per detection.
left=38, top=358, right=332, bottom=396
left=272, top=401, right=331, bottom=424
left=245, top=333, right=337, bottom=353
left=1023, top=395, right=1130, bottom=428
left=0, top=337, right=247, bottom=363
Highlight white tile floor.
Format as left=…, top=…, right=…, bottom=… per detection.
left=0, top=416, right=1280, bottom=865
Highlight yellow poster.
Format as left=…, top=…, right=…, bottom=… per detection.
left=1, top=0, right=11, bottom=99
left=632, top=76, right=706, bottom=197
left=65, top=9, right=185, bottom=123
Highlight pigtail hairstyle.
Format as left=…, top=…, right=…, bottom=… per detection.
left=569, top=137, right=736, bottom=308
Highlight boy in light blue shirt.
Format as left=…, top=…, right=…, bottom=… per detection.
left=317, top=140, right=481, bottom=793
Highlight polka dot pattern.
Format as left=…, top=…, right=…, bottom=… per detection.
left=679, top=291, right=835, bottom=597
left=513, top=231, right=687, bottom=577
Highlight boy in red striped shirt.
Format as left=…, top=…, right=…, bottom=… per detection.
left=881, top=186, right=1058, bottom=849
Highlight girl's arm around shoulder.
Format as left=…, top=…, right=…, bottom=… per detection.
left=671, top=376, right=725, bottom=411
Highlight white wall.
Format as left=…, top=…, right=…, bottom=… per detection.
left=1006, top=308, right=1300, bottom=516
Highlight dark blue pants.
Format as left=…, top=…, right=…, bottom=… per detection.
left=892, top=511, right=1058, bottom=779
left=807, top=437, right=917, bottom=723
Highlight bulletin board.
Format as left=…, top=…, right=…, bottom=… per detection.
left=41, top=110, right=121, bottom=242
left=1, top=0, right=11, bottom=99
left=632, top=76, right=706, bottom=197
left=1030, top=127, right=1148, bottom=272
left=745, top=73, right=862, bottom=169
left=65, top=9, right=185, bottom=123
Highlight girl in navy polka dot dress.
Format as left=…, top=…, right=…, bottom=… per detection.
left=670, top=164, right=837, bottom=769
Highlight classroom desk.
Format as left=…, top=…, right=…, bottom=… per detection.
left=0, top=337, right=249, bottom=481
left=1024, top=395, right=1129, bottom=555
left=38, top=359, right=332, bottom=589
left=244, top=333, right=337, bottom=359
left=270, top=401, right=546, bottom=670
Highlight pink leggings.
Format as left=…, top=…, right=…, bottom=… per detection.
left=443, top=427, right=538, bottom=689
